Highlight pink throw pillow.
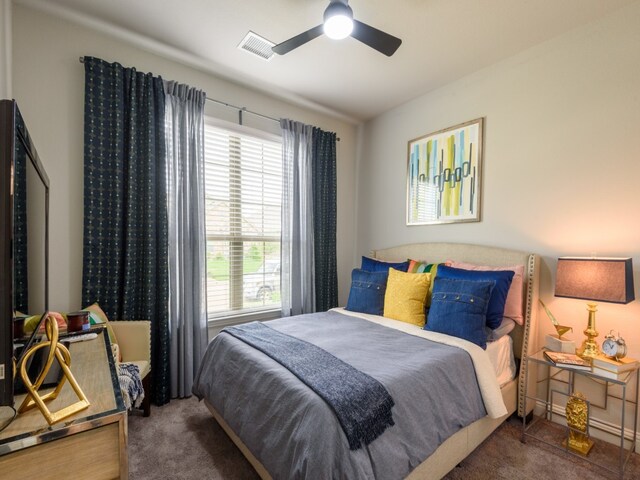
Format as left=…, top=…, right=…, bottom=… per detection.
left=447, top=260, right=525, bottom=325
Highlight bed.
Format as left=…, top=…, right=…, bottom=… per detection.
left=193, top=242, right=540, bottom=479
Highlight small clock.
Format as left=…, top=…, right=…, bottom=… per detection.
left=602, top=330, right=627, bottom=360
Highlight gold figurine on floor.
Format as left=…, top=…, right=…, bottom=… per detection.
left=563, top=392, right=593, bottom=456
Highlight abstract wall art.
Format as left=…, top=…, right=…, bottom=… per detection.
left=406, top=118, right=483, bottom=225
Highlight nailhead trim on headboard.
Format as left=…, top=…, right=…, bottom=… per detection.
left=518, top=253, right=539, bottom=417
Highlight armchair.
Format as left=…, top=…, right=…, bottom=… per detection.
left=109, top=320, right=151, bottom=416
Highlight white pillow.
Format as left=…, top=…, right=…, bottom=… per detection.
left=486, top=318, right=516, bottom=341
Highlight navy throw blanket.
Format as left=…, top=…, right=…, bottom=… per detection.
left=223, top=321, right=395, bottom=450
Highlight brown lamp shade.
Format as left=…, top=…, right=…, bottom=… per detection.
left=555, top=257, right=635, bottom=304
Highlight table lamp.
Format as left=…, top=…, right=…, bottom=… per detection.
left=555, top=257, right=634, bottom=359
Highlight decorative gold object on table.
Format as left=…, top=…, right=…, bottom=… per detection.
left=17, top=312, right=90, bottom=425
left=540, top=299, right=575, bottom=353
left=563, top=392, right=593, bottom=456
left=540, top=299, right=573, bottom=338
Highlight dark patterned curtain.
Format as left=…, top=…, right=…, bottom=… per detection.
left=82, top=56, right=171, bottom=405
left=312, top=127, right=338, bottom=311
left=13, top=138, right=28, bottom=313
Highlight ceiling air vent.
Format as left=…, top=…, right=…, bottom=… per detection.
left=238, top=31, right=275, bottom=61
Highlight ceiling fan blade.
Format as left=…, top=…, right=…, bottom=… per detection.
left=351, top=19, right=402, bottom=57
left=272, top=25, right=324, bottom=55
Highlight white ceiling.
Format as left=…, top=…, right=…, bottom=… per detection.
left=21, top=0, right=635, bottom=122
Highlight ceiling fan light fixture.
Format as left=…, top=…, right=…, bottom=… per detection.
left=324, top=15, right=353, bottom=39
left=323, top=1, right=354, bottom=40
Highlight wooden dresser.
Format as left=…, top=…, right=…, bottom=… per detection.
left=0, top=329, right=128, bottom=479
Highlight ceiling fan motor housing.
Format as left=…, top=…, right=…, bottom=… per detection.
left=324, top=0, right=353, bottom=23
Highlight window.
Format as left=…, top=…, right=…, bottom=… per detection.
left=204, top=121, right=282, bottom=321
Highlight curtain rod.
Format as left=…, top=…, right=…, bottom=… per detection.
left=205, top=97, right=280, bottom=125
left=205, top=99, right=340, bottom=140
left=79, top=56, right=339, bottom=140
left=78, top=56, right=277, bottom=124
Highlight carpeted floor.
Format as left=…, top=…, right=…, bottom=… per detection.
left=128, top=397, right=640, bottom=479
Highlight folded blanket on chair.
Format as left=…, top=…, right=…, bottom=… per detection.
left=223, top=321, right=395, bottom=450
left=118, top=362, right=145, bottom=410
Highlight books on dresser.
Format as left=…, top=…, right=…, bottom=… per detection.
left=543, top=351, right=591, bottom=371
left=591, top=355, right=638, bottom=379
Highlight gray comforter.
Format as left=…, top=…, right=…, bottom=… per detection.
left=223, top=321, right=395, bottom=450
left=193, top=311, right=487, bottom=480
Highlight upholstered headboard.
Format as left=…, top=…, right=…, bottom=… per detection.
left=371, top=242, right=540, bottom=417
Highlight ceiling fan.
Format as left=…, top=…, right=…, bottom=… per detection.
left=272, top=0, right=402, bottom=57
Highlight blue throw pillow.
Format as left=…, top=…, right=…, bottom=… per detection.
left=436, top=265, right=514, bottom=330
left=345, top=269, right=389, bottom=316
left=361, top=256, right=410, bottom=273
left=425, top=277, right=495, bottom=349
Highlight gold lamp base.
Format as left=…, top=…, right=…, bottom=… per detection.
left=576, top=302, right=600, bottom=359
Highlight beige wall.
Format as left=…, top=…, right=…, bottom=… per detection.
left=358, top=1, right=640, bottom=356
left=12, top=4, right=358, bottom=313
left=357, top=2, right=640, bottom=446
left=0, top=0, right=11, bottom=98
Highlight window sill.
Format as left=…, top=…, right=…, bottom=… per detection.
left=207, top=308, right=282, bottom=328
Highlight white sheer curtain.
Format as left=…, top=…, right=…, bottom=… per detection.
left=280, top=119, right=316, bottom=316
left=165, top=81, right=207, bottom=398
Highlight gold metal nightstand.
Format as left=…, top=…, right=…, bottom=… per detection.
left=522, top=349, right=639, bottom=480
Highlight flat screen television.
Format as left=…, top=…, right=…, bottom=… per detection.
left=0, top=99, right=49, bottom=407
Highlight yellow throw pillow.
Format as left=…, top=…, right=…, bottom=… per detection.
left=383, top=268, right=431, bottom=327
